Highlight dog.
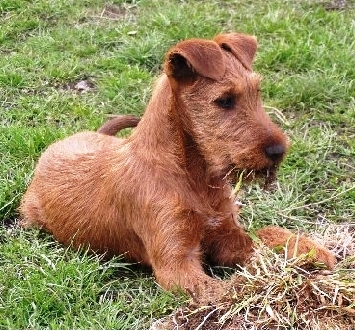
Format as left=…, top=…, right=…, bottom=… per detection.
left=20, top=33, right=336, bottom=297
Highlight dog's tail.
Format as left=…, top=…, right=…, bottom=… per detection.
left=98, top=114, right=140, bottom=136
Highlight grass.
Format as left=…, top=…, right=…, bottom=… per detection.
left=0, top=228, right=184, bottom=329
left=0, top=0, right=354, bottom=329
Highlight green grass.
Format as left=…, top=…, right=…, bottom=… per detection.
left=0, top=0, right=354, bottom=328
left=0, top=228, right=184, bottom=329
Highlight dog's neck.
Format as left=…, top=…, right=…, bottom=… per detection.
left=129, top=75, right=215, bottom=188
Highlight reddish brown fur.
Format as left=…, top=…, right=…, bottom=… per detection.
left=20, top=33, right=336, bottom=297
left=257, top=226, right=336, bottom=267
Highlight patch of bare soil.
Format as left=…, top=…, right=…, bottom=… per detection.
left=152, top=224, right=355, bottom=330
left=322, top=0, right=349, bottom=11
left=99, top=3, right=138, bottom=21
left=60, top=78, right=95, bottom=93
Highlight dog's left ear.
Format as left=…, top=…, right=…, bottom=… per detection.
left=214, top=33, right=258, bottom=71
left=164, top=39, right=226, bottom=82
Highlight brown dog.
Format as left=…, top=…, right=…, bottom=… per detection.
left=20, top=33, right=336, bottom=296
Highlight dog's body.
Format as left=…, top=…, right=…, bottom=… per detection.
left=20, top=33, right=336, bottom=295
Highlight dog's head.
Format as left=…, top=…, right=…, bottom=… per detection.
left=164, top=33, right=289, bottom=186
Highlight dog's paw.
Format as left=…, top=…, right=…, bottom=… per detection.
left=285, top=234, right=337, bottom=269
left=256, top=226, right=337, bottom=269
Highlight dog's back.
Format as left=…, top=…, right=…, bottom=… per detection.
left=20, top=131, right=151, bottom=260
left=20, top=132, right=119, bottom=230
left=21, top=113, right=140, bottom=244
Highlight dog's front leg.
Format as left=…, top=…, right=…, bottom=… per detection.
left=257, top=226, right=337, bottom=269
left=153, top=253, right=222, bottom=297
left=203, top=217, right=254, bottom=267
left=202, top=193, right=253, bottom=267
left=143, top=212, right=224, bottom=296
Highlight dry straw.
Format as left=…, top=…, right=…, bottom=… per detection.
left=153, top=224, right=355, bottom=330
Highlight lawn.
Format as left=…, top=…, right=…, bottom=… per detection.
left=0, top=0, right=354, bottom=329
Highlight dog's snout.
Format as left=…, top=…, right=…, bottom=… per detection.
left=265, top=144, right=286, bottom=162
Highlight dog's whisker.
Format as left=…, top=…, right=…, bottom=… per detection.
left=246, top=169, right=254, bottom=179
left=223, top=165, right=238, bottom=181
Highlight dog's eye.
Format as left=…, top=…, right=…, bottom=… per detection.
left=215, top=95, right=236, bottom=110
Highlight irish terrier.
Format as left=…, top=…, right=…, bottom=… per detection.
left=20, top=33, right=336, bottom=297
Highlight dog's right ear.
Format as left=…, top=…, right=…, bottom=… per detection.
left=164, top=39, right=226, bottom=83
left=214, top=33, right=258, bottom=71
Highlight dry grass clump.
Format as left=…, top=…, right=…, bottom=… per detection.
left=152, top=224, right=355, bottom=330
left=310, top=223, right=355, bottom=267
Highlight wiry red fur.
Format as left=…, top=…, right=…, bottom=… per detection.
left=20, top=33, right=336, bottom=297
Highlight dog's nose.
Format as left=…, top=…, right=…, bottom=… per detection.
left=265, top=144, right=285, bottom=162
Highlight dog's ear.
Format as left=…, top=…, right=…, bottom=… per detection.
left=214, top=33, right=257, bottom=71
left=164, top=39, right=226, bottom=82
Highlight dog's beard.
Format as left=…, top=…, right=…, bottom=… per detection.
left=223, top=164, right=278, bottom=190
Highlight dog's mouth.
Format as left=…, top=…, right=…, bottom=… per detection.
left=224, top=165, right=278, bottom=191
